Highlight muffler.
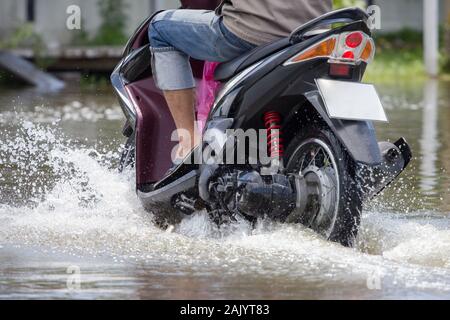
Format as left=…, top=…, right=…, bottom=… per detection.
left=357, top=137, right=412, bottom=200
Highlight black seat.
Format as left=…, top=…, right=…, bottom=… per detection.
left=214, top=38, right=291, bottom=82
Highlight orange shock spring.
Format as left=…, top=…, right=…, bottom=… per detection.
left=263, top=111, right=284, bottom=159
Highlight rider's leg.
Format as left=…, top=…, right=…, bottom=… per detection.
left=149, top=9, right=256, bottom=162
left=163, top=88, right=199, bottom=159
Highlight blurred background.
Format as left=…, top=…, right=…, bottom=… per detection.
left=0, top=0, right=449, bottom=81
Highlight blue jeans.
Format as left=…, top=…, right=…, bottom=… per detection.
left=149, top=9, right=256, bottom=90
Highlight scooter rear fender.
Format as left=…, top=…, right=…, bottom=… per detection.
left=304, top=90, right=383, bottom=166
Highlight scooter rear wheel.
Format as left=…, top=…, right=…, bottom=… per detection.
left=285, top=127, right=362, bottom=247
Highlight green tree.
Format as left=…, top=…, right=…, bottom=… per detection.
left=333, top=0, right=366, bottom=9
left=0, top=24, right=51, bottom=68
left=93, top=0, right=128, bottom=45
left=444, top=0, right=450, bottom=71
left=0, top=24, right=40, bottom=50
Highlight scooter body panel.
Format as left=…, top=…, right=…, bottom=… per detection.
left=114, top=11, right=212, bottom=186
left=208, top=49, right=381, bottom=166
left=125, top=78, right=176, bottom=185
left=112, top=6, right=412, bottom=231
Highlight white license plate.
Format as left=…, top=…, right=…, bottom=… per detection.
left=316, top=79, right=388, bottom=122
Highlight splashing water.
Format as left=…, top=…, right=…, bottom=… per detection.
left=0, top=120, right=449, bottom=299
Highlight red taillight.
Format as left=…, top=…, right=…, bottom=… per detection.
left=284, top=31, right=375, bottom=66
left=329, top=63, right=351, bottom=77
left=342, top=51, right=355, bottom=59
left=345, top=32, right=363, bottom=48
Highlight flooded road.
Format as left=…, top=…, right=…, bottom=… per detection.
left=0, top=80, right=450, bottom=299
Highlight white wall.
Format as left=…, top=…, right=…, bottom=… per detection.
left=3, top=0, right=447, bottom=47
left=0, top=1, right=25, bottom=36
left=373, top=0, right=446, bottom=32
left=0, top=0, right=180, bottom=47
left=155, top=0, right=179, bottom=10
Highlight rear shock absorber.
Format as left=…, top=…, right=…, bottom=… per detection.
left=263, top=111, right=284, bottom=170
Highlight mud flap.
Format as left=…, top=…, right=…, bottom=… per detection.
left=305, top=91, right=383, bottom=166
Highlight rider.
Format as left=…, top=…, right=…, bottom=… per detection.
left=149, top=0, right=332, bottom=163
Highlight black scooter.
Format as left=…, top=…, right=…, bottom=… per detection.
left=112, top=7, right=412, bottom=246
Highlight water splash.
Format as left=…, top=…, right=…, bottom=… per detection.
left=0, top=122, right=450, bottom=296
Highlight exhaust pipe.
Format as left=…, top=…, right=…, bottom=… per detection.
left=357, top=137, right=412, bottom=200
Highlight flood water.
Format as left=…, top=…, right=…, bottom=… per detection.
left=0, top=79, right=450, bottom=300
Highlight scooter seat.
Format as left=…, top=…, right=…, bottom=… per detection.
left=214, top=38, right=291, bottom=82
left=213, top=28, right=331, bottom=82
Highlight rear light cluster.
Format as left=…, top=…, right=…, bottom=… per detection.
left=345, top=32, right=363, bottom=48
left=284, top=31, right=375, bottom=66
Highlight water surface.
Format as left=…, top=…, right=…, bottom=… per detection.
left=0, top=80, right=449, bottom=299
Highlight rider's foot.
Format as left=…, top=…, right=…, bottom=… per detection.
left=163, top=157, right=183, bottom=178
left=163, top=143, right=200, bottom=178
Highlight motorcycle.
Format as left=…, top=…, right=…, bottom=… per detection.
left=111, top=7, right=412, bottom=246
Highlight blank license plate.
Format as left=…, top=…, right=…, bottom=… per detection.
left=316, top=79, right=388, bottom=122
